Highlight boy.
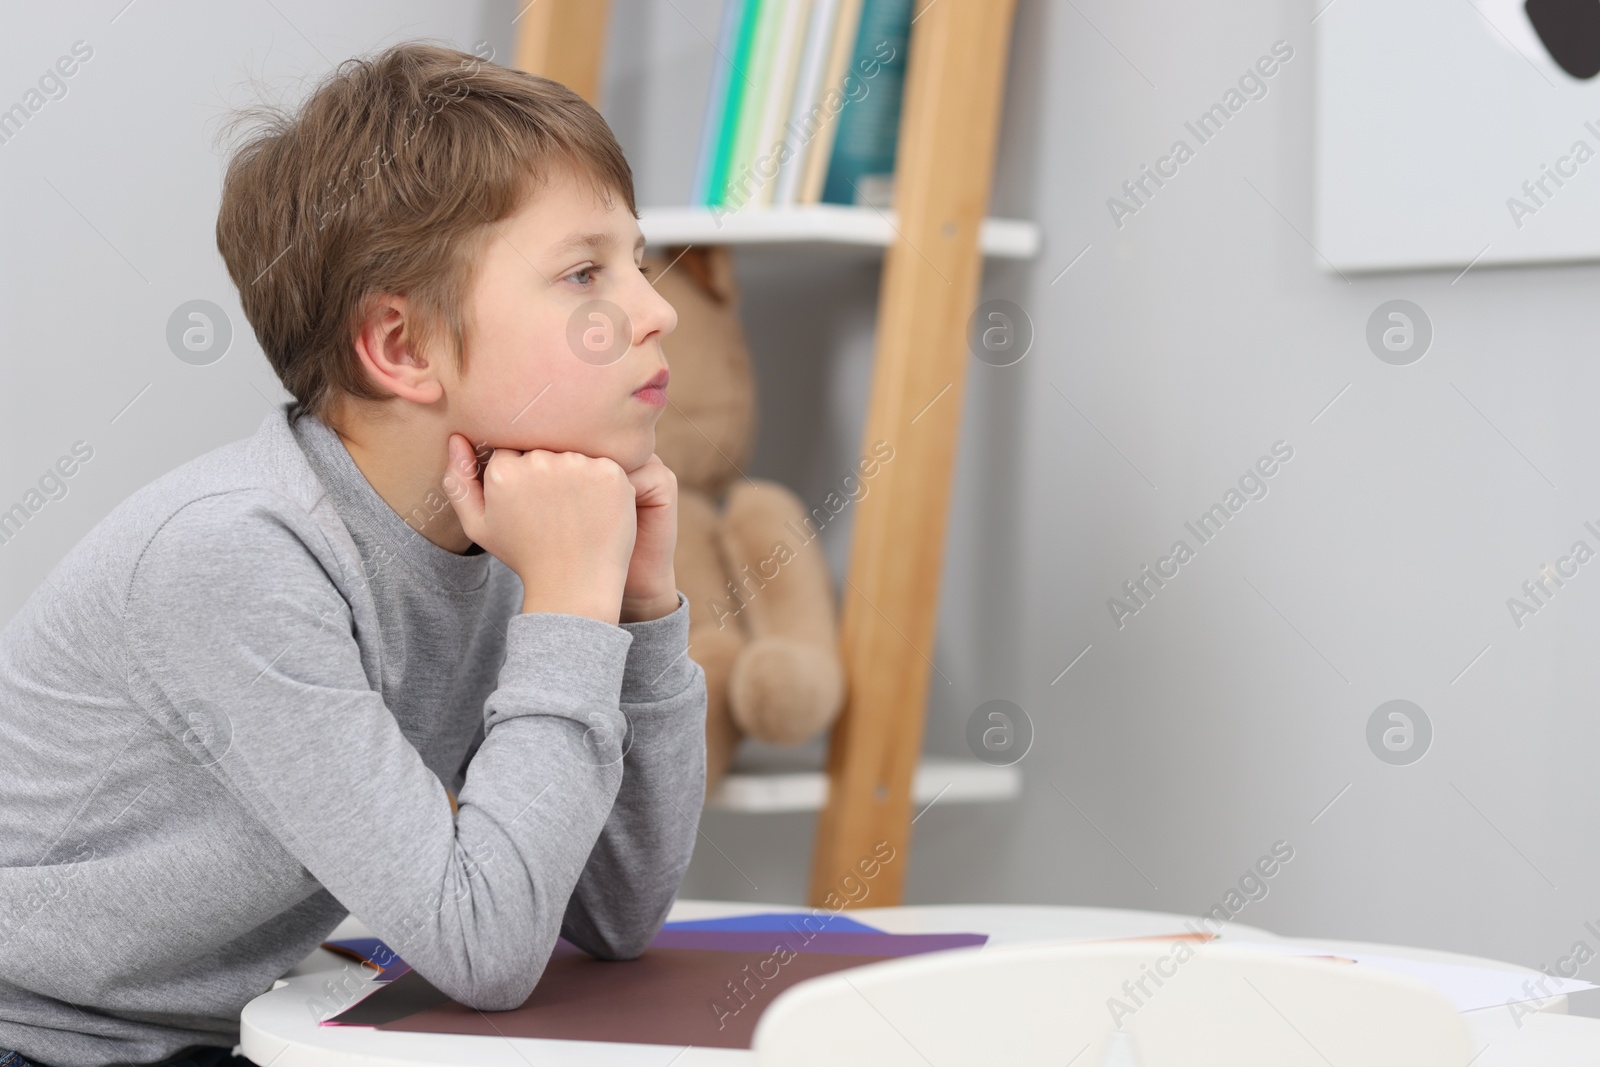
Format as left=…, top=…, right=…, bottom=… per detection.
left=0, top=40, right=706, bottom=1067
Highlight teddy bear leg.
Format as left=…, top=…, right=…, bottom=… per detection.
left=719, top=479, right=847, bottom=746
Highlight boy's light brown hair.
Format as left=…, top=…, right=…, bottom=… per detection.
left=215, top=40, right=636, bottom=423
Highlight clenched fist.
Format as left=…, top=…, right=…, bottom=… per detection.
left=445, top=434, right=636, bottom=625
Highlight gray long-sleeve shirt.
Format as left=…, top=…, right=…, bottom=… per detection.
left=0, top=404, right=707, bottom=1067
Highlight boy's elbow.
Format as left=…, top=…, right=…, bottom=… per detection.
left=452, top=965, right=542, bottom=1012
left=588, top=931, right=653, bottom=962
left=569, top=909, right=665, bottom=961
left=459, top=983, right=532, bottom=1013
left=564, top=925, right=649, bottom=962
left=440, top=945, right=553, bottom=1011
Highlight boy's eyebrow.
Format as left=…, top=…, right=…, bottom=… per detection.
left=549, top=231, right=649, bottom=256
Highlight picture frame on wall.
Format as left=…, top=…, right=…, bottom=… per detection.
left=1316, top=0, right=1600, bottom=272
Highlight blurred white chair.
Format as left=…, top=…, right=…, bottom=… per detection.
left=751, top=939, right=1470, bottom=1067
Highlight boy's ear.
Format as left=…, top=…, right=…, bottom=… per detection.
left=353, top=294, right=444, bottom=401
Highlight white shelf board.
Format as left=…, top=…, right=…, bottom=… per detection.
left=707, top=755, right=1022, bottom=814
left=639, top=204, right=1041, bottom=260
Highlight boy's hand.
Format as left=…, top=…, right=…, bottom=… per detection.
left=619, top=453, right=680, bottom=624
left=445, top=434, right=636, bottom=626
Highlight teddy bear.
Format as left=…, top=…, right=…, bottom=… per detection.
left=643, top=244, right=847, bottom=793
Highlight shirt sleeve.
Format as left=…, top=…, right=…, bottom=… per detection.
left=617, top=590, right=697, bottom=704
left=122, top=492, right=635, bottom=1011
left=560, top=590, right=707, bottom=958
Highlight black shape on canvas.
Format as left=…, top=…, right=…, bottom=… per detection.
left=1526, top=0, right=1600, bottom=79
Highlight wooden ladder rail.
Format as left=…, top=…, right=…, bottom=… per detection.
left=514, top=0, right=613, bottom=105
left=807, top=0, right=1019, bottom=908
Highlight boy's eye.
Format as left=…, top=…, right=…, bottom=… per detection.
left=564, top=261, right=652, bottom=286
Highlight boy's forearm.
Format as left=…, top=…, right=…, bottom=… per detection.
left=560, top=660, right=708, bottom=959
left=561, top=596, right=707, bottom=958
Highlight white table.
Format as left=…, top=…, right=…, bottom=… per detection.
left=240, top=900, right=1600, bottom=1065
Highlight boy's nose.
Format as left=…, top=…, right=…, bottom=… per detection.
left=632, top=278, right=678, bottom=344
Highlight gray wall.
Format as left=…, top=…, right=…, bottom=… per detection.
left=5, top=0, right=1597, bottom=983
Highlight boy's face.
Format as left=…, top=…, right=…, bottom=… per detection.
left=444, top=165, right=677, bottom=473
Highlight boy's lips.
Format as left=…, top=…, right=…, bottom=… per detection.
left=633, top=369, right=669, bottom=406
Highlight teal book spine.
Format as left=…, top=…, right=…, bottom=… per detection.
left=710, top=0, right=764, bottom=206
left=819, top=0, right=914, bottom=207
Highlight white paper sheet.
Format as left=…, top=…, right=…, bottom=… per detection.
left=1219, top=939, right=1595, bottom=1014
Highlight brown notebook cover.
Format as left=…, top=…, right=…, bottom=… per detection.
left=338, top=946, right=903, bottom=1049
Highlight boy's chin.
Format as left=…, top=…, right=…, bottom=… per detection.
left=616, top=433, right=659, bottom=474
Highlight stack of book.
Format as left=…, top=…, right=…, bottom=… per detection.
left=691, top=0, right=916, bottom=212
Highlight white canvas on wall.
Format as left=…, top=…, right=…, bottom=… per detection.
left=1317, top=0, right=1600, bottom=271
